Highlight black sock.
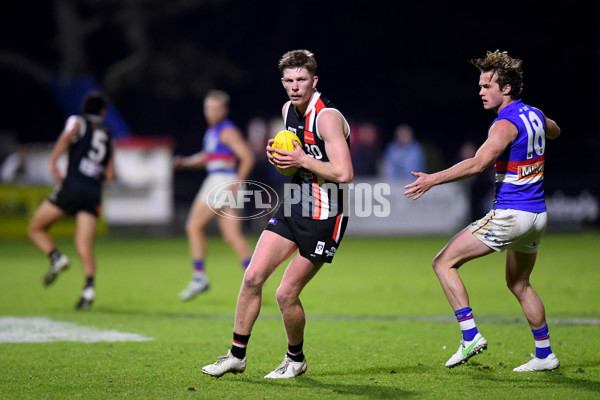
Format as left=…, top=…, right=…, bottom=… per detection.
left=85, top=277, right=94, bottom=288
left=48, top=249, right=61, bottom=263
left=230, top=332, right=250, bottom=359
left=287, top=340, right=304, bottom=362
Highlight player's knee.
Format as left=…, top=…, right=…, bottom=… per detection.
left=184, top=221, right=195, bottom=235
left=242, top=267, right=265, bottom=290
left=221, top=231, right=238, bottom=246
left=26, top=222, right=36, bottom=240
left=432, top=255, right=444, bottom=276
left=275, top=286, right=298, bottom=309
left=506, top=278, right=529, bottom=296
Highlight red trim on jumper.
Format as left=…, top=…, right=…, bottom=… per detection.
left=207, top=154, right=236, bottom=161
left=495, top=156, right=545, bottom=173
left=304, top=130, right=316, bottom=145
left=332, top=214, right=342, bottom=242
left=312, top=175, right=322, bottom=220
left=315, top=98, right=326, bottom=113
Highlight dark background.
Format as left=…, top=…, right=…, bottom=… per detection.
left=1, top=0, right=598, bottom=178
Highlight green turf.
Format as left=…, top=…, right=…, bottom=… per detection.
left=1, top=233, right=599, bottom=399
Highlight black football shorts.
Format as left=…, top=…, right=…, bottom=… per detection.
left=265, top=205, right=348, bottom=263
left=49, top=184, right=101, bottom=217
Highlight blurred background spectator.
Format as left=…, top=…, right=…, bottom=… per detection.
left=351, top=122, right=381, bottom=177
left=381, top=124, right=425, bottom=180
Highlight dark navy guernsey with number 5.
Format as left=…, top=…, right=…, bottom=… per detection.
left=283, top=91, right=351, bottom=220
left=492, top=99, right=547, bottom=213
left=63, top=114, right=113, bottom=199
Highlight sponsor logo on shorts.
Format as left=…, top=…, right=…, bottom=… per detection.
left=268, top=218, right=278, bottom=225
left=315, top=241, right=325, bottom=255
left=325, top=247, right=337, bottom=258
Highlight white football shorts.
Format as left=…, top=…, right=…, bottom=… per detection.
left=196, top=172, right=237, bottom=209
left=468, top=208, right=548, bottom=253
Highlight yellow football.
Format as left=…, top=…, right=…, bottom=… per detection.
left=271, top=130, right=302, bottom=176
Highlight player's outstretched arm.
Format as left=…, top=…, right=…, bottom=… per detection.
left=173, top=151, right=207, bottom=169
left=404, top=119, right=517, bottom=200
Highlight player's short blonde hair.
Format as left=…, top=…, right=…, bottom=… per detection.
left=471, top=50, right=524, bottom=99
left=205, top=90, right=230, bottom=107
left=278, top=50, right=317, bottom=77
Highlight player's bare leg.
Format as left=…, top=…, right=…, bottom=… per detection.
left=505, top=250, right=546, bottom=328
left=276, top=255, right=322, bottom=346
left=506, top=250, right=559, bottom=371
left=28, top=201, right=65, bottom=255
left=217, top=209, right=252, bottom=263
left=263, top=254, right=321, bottom=379
left=432, top=228, right=494, bottom=310
left=28, top=201, right=70, bottom=286
left=186, top=199, right=215, bottom=261
left=179, top=199, right=214, bottom=300
left=74, top=211, right=97, bottom=309
left=433, top=228, right=493, bottom=367
left=234, top=231, right=296, bottom=335
left=202, top=231, right=295, bottom=377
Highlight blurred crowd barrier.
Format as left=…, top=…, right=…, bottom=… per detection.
left=1, top=138, right=598, bottom=238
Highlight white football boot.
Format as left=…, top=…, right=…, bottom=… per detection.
left=264, top=355, right=307, bottom=379
left=42, top=254, right=70, bottom=287
left=445, top=332, right=488, bottom=368
left=513, top=353, right=559, bottom=372
left=75, top=287, right=95, bottom=310
left=178, top=273, right=209, bottom=301
left=202, top=351, right=246, bottom=377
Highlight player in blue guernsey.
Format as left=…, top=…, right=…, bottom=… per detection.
left=173, top=90, right=254, bottom=301
left=405, top=50, right=561, bottom=371
left=28, top=91, right=115, bottom=310
left=202, top=50, right=353, bottom=379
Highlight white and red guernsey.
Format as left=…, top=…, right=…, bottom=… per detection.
left=491, top=99, right=548, bottom=213
left=283, top=91, right=350, bottom=222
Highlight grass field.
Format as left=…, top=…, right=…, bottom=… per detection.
left=1, top=232, right=599, bottom=399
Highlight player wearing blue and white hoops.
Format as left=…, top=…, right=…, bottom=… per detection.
left=405, top=50, right=560, bottom=371
left=174, top=90, right=255, bottom=301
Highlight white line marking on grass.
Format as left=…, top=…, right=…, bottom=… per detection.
left=0, top=317, right=153, bottom=343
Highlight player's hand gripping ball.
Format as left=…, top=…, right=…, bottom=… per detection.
left=271, top=130, right=302, bottom=176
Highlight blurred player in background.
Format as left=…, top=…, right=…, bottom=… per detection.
left=28, top=91, right=114, bottom=310
left=173, top=90, right=254, bottom=301
left=202, top=49, right=353, bottom=379
left=405, top=50, right=561, bottom=371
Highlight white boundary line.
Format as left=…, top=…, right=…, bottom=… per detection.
left=0, top=317, right=153, bottom=343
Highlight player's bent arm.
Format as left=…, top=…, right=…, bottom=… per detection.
left=300, top=110, right=353, bottom=183
left=104, top=155, right=115, bottom=181
left=221, top=128, right=255, bottom=180
left=533, top=108, right=561, bottom=140
left=405, top=120, right=515, bottom=199
left=49, top=119, right=81, bottom=179
left=545, top=117, right=560, bottom=139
